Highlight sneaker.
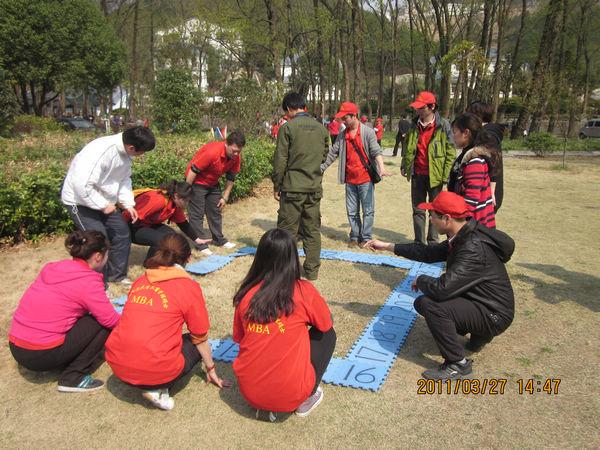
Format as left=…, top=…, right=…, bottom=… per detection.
left=222, top=241, right=237, bottom=249
left=142, top=389, right=175, bottom=411
left=200, top=248, right=213, bottom=256
left=466, top=335, right=493, bottom=352
left=57, top=375, right=104, bottom=393
left=295, top=386, right=323, bottom=417
left=255, top=410, right=277, bottom=422
left=422, top=359, right=473, bottom=380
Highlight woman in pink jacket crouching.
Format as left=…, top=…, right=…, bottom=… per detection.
left=9, top=230, right=120, bottom=392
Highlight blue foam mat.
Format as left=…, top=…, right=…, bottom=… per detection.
left=112, top=246, right=445, bottom=392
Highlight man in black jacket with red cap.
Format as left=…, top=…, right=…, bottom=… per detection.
left=366, top=191, right=515, bottom=380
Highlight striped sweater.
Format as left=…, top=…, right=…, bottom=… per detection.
left=450, top=146, right=496, bottom=228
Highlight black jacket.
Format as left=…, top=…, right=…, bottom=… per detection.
left=394, top=219, right=515, bottom=324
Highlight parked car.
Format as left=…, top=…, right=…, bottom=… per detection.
left=579, top=119, right=600, bottom=138
left=57, top=117, right=96, bottom=131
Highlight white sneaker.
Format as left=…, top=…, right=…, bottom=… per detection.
left=200, top=248, right=213, bottom=256
left=223, top=242, right=237, bottom=249
left=142, top=389, right=174, bottom=410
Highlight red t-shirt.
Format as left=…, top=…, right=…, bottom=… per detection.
left=232, top=280, right=333, bottom=412
left=345, top=127, right=371, bottom=185
left=328, top=120, right=340, bottom=136
left=414, top=119, right=436, bottom=176
left=123, top=190, right=187, bottom=226
left=185, top=141, right=241, bottom=187
left=105, top=266, right=210, bottom=386
left=374, top=123, right=384, bottom=140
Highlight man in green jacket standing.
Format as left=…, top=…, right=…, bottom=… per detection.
left=272, top=92, right=330, bottom=280
left=401, top=91, right=455, bottom=245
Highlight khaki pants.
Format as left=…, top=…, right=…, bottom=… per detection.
left=277, top=191, right=322, bottom=280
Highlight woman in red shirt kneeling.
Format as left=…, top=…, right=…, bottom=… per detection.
left=232, top=229, right=336, bottom=419
left=105, top=234, right=230, bottom=410
left=123, top=180, right=211, bottom=261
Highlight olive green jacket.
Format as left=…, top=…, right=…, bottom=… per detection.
left=272, top=112, right=330, bottom=193
left=401, top=112, right=456, bottom=188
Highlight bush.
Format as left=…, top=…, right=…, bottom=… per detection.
left=0, top=133, right=274, bottom=243
left=524, top=132, right=560, bottom=156
left=216, top=79, right=285, bottom=136
left=0, top=164, right=72, bottom=243
left=152, top=68, right=203, bottom=133
left=12, top=115, right=62, bottom=135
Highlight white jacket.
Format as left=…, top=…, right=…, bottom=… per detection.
left=61, top=133, right=135, bottom=210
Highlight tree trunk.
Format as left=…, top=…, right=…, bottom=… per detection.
left=506, top=0, right=527, bottom=97
left=129, top=0, right=140, bottom=121
left=511, top=0, right=563, bottom=139
left=313, top=0, right=325, bottom=116
left=491, top=0, right=509, bottom=121
left=547, top=0, right=568, bottom=134
left=407, top=0, right=417, bottom=97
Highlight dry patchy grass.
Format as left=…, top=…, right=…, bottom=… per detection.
left=0, top=156, right=599, bottom=448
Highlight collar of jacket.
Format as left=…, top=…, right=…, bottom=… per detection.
left=411, top=111, right=443, bottom=131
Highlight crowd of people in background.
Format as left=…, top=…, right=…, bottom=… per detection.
left=8, top=89, right=515, bottom=419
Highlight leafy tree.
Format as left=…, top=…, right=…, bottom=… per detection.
left=151, top=68, right=203, bottom=133
left=0, top=0, right=125, bottom=115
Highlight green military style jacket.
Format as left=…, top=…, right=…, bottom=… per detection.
left=401, top=112, right=456, bottom=188
left=272, top=112, right=330, bottom=193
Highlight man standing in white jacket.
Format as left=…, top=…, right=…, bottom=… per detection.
left=61, top=126, right=156, bottom=284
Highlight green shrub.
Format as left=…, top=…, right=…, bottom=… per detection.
left=0, top=164, right=72, bottom=243
left=524, top=132, right=560, bottom=156
left=12, top=114, right=62, bottom=135
left=152, top=68, right=203, bottom=134
left=0, top=133, right=274, bottom=243
left=0, top=69, right=18, bottom=137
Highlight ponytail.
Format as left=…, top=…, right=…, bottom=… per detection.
left=65, top=230, right=108, bottom=260
left=160, top=180, right=192, bottom=202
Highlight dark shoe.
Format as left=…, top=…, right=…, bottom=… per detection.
left=348, top=240, right=359, bottom=248
left=57, top=375, right=104, bottom=393
left=422, top=359, right=473, bottom=380
left=466, top=334, right=493, bottom=352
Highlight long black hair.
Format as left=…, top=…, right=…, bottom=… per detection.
left=65, top=230, right=108, bottom=259
left=233, top=228, right=300, bottom=323
left=474, top=128, right=502, bottom=178
left=451, top=113, right=482, bottom=148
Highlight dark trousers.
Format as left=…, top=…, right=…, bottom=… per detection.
left=130, top=224, right=176, bottom=261
left=10, top=315, right=110, bottom=387
left=309, top=327, right=337, bottom=394
left=414, top=296, right=507, bottom=363
left=411, top=175, right=442, bottom=245
left=277, top=192, right=322, bottom=279
left=188, top=185, right=226, bottom=250
left=129, top=334, right=202, bottom=390
left=67, top=204, right=131, bottom=282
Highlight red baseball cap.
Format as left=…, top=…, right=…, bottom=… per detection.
left=418, top=191, right=471, bottom=219
left=410, top=91, right=437, bottom=109
left=334, top=102, right=359, bottom=119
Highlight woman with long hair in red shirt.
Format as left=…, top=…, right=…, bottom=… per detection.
left=232, top=229, right=336, bottom=420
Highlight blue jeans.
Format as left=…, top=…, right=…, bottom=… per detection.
left=345, top=182, right=374, bottom=242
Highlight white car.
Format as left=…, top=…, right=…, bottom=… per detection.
left=579, top=119, right=600, bottom=138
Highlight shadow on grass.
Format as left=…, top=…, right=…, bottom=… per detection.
left=17, top=365, right=60, bottom=384
left=515, top=263, right=600, bottom=312
left=250, top=218, right=410, bottom=247
left=105, top=366, right=199, bottom=409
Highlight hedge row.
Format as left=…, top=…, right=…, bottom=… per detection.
left=0, top=138, right=274, bottom=243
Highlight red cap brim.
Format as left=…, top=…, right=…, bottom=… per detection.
left=410, top=101, right=427, bottom=109
left=417, top=202, right=434, bottom=210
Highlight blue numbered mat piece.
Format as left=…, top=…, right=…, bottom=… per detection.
left=322, top=357, right=388, bottom=391
left=211, top=338, right=239, bottom=363
left=113, top=304, right=124, bottom=314
left=186, top=255, right=235, bottom=275
left=377, top=255, right=415, bottom=269
left=209, top=339, right=224, bottom=352
left=231, top=247, right=257, bottom=257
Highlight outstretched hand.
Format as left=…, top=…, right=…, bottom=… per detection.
left=363, top=239, right=393, bottom=252
left=206, top=369, right=232, bottom=389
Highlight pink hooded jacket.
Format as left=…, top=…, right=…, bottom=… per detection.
left=9, top=259, right=120, bottom=350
